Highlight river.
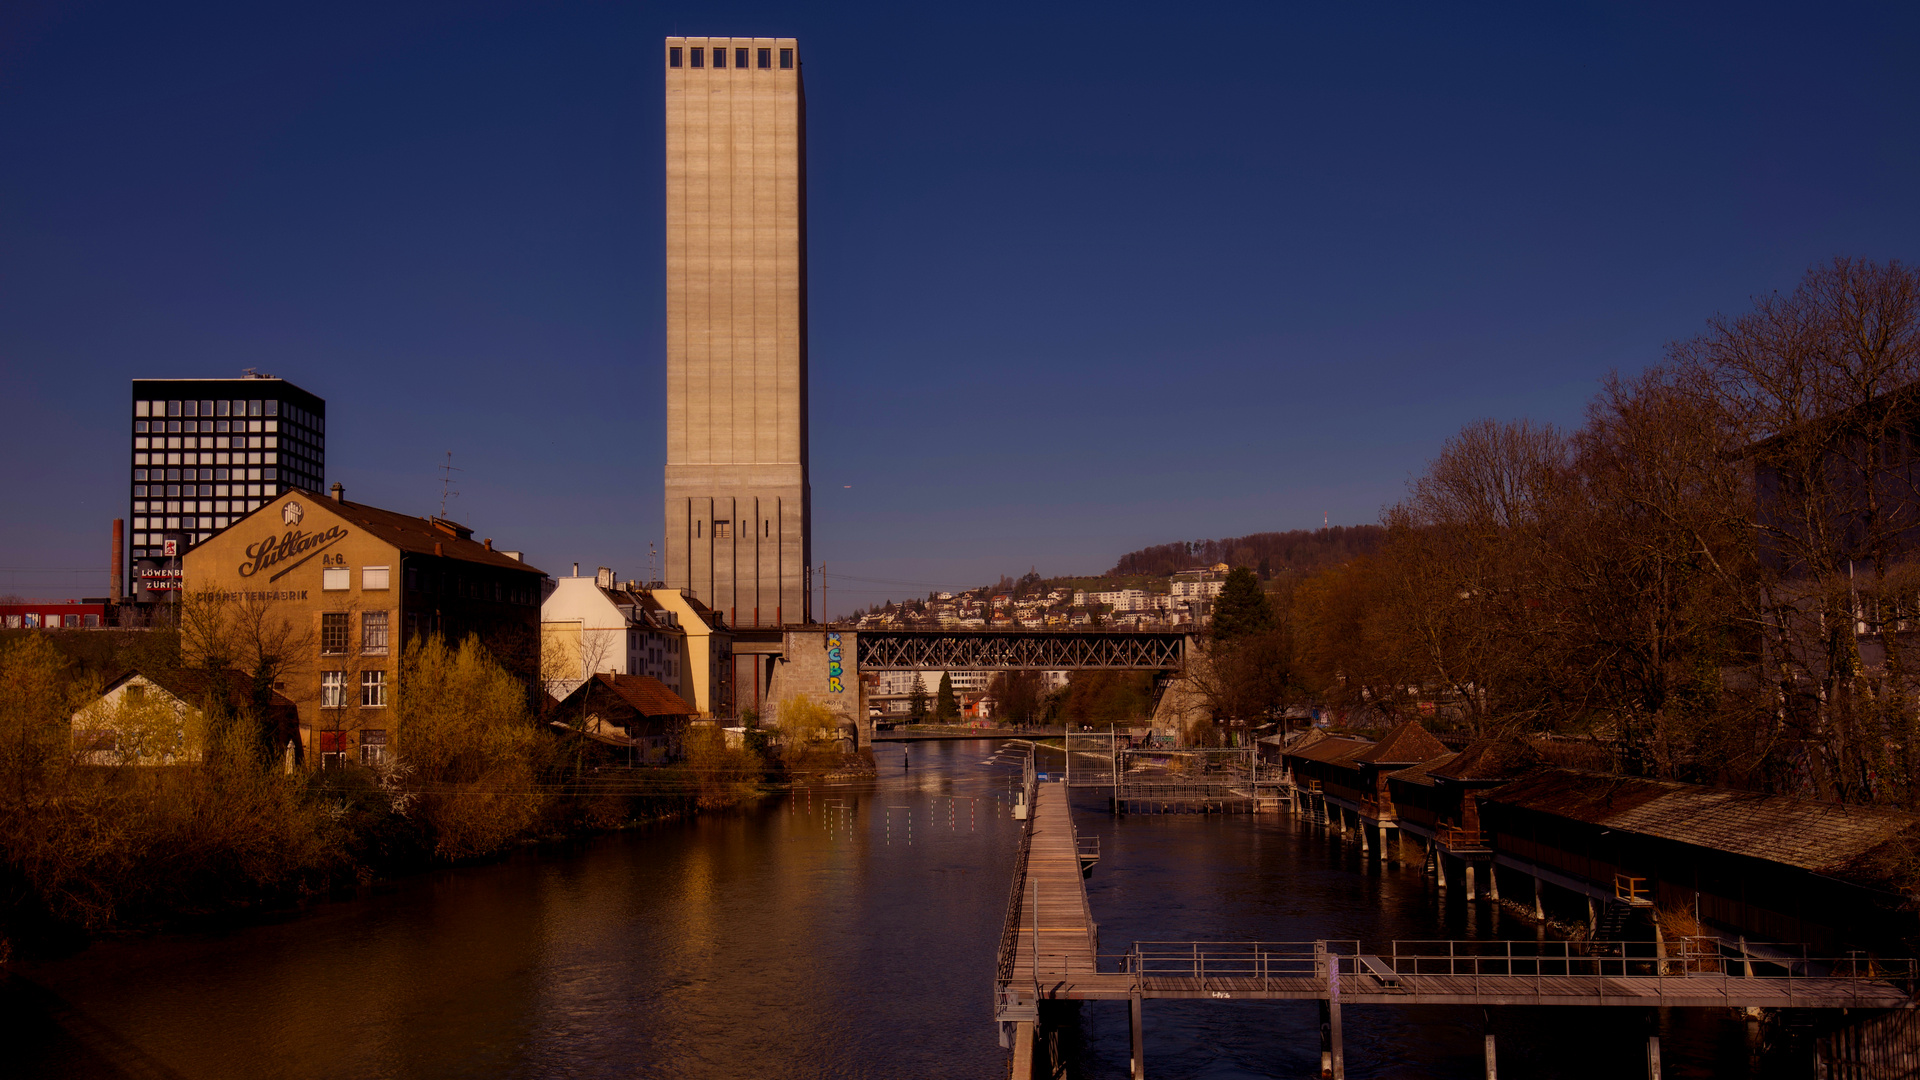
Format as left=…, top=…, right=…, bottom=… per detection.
left=8, top=739, right=1800, bottom=1078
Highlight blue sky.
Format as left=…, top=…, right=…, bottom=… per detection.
left=5, top=1, right=1920, bottom=615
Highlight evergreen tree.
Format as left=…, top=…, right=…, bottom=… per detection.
left=1210, top=567, right=1275, bottom=640
left=936, top=671, right=960, bottom=720
left=908, top=673, right=930, bottom=719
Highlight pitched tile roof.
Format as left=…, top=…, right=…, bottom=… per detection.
left=295, top=491, right=544, bottom=575
left=568, top=673, right=696, bottom=717
left=100, top=667, right=299, bottom=726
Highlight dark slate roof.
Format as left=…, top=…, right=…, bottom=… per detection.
left=1480, top=768, right=1920, bottom=889
left=1352, top=720, right=1450, bottom=766
left=1428, top=736, right=1542, bottom=782
left=299, top=492, right=545, bottom=575
left=565, top=673, right=696, bottom=717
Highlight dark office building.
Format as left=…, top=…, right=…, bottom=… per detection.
left=129, top=375, right=326, bottom=601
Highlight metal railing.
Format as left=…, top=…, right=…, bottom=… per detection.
left=1126, top=941, right=1360, bottom=989
left=1379, top=938, right=1919, bottom=1003
left=994, top=750, right=1040, bottom=990
left=1437, top=825, right=1486, bottom=851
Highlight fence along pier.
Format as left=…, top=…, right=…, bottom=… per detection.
left=994, top=777, right=1919, bottom=1079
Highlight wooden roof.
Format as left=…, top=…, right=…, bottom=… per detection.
left=1352, top=720, right=1449, bottom=766
left=1480, top=768, right=1920, bottom=891
left=1428, top=736, right=1541, bottom=782
left=1287, top=735, right=1375, bottom=767
left=1384, top=752, right=1459, bottom=788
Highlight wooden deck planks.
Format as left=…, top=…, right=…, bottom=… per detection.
left=1010, top=783, right=1100, bottom=983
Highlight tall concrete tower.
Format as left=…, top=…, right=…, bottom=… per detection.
left=663, top=36, right=809, bottom=629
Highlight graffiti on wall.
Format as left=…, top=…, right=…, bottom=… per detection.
left=826, top=631, right=844, bottom=693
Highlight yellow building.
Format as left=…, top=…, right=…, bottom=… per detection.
left=181, top=485, right=544, bottom=764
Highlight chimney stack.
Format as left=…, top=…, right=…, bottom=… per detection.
left=483, top=538, right=493, bottom=551
left=111, top=519, right=124, bottom=605
left=330, top=482, right=344, bottom=502
left=573, top=562, right=580, bottom=577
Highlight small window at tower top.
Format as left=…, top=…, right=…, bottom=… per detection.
left=779, top=47, right=793, bottom=69
left=712, top=45, right=725, bottom=68
left=757, top=48, right=771, bottom=69
left=690, top=47, right=704, bottom=68
left=669, top=47, right=682, bottom=68
left=735, top=48, right=748, bottom=68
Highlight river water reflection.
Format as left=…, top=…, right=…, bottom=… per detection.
left=10, top=740, right=1794, bottom=1078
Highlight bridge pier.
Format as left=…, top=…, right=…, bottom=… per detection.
left=1318, top=997, right=1345, bottom=1079
left=1130, top=994, right=1145, bottom=1079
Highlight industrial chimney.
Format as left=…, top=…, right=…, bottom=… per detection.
left=111, top=519, right=124, bottom=605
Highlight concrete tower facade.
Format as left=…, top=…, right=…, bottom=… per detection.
left=663, top=35, right=809, bottom=631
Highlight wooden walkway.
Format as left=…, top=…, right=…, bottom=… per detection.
left=1007, top=782, right=1101, bottom=1004
left=992, top=786, right=1915, bottom=1020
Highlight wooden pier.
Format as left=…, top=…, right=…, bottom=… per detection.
left=994, top=781, right=1919, bottom=1079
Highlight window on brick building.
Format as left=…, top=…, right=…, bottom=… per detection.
left=321, top=612, right=349, bottom=653
left=361, top=670, right=387, bottom=708
left=362, top=611, right=389, bottom=655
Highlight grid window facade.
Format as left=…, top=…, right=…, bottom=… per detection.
left=129, top=377, right=326, bottom=597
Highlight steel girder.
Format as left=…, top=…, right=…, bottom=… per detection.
left=855, top=630, right=1188, bottom=670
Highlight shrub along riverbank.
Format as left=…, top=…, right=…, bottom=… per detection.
left=0, top=631, right=768, bottom=959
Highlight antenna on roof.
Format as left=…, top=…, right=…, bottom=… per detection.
left=438, top=451, right=463, bottom=518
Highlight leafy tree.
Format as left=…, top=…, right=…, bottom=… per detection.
left=394, top=635, right=543, bottom=859
left=988, top=669, right=1044, bottom=724
left=935, top=672, right=960, bottom=720
left=908, top=674, right=930, bottom=720
left=1209, top=567, right=1276, bottom=641
left=775, top=693, right=841, bottom=770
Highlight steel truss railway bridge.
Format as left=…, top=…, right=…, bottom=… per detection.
left=995, top=776, right=1919, bottom=1080
left=853, top=629, right=1188, bottom=671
